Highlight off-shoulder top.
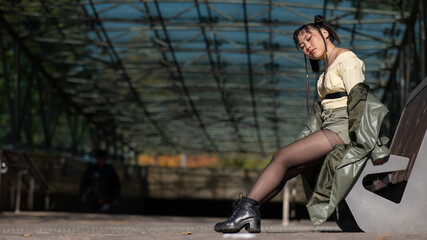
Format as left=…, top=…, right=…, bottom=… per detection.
left=317, top=51, right=365, bottom=110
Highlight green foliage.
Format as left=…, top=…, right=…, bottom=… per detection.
left=217, top=152, right=272, bottom=170
left=0, top=1, right=94, bottom=153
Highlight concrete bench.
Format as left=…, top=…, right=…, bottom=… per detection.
left=337, top=77, right=427, bottom=233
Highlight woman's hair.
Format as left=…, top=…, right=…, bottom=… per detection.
left=293, top=15, right=340, bottom=73
left=293, top=15, right=341, bottom=113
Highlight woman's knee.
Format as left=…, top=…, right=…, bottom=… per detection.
left=271, top=148, right=293, bottom=169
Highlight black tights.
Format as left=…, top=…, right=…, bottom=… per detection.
left=247, top=129, right=344, bottom=205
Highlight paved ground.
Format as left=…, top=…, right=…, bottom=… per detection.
left=0, top=211, right=426, bottom=240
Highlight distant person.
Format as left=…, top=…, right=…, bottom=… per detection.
left=80, top=150, right=121, bottom=213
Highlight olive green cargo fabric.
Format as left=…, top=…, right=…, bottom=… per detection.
left=296, top=83, right=390, bottom=226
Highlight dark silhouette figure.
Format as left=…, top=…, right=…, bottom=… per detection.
left=80, top=150, right=121, bottom=213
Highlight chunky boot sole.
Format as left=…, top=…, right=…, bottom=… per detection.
left=214, top=218, right=261, bottom=233
left=245, top=219, right=261, bottom=233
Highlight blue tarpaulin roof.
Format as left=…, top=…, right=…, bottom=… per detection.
left=0, top=0, right=413, bottom=156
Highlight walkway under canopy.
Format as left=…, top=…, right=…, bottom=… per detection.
left=0, top=0, right=425, bottom=159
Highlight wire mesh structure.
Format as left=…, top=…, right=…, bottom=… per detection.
left=0, top=0, right=425, bottom=159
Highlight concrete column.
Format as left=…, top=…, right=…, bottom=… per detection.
left=282, top=183, right=289, bottom=226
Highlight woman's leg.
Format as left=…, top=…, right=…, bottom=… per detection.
left=247, top=129, right=343, bottom=204
left=214, top=129, right=344, bottom=233
left=257, top=161, right=322, bottom=206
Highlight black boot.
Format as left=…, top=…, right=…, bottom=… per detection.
left=214, top=196, right=261, bottom=233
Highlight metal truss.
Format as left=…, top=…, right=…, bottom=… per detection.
left=0, top=0, right=424, bottom=158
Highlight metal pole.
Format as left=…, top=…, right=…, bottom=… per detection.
left=399, top=50, right=405, bottom=112
left=420, top=0, right=426, bottom=80
left=282, top=183, right=289, bottom=226
left=45, top=190, right=50, bottom=211
left=27, top=176, right=35, bottom=211
left=15, top=170, right=22, bottom=214
left=405, top=28, right=412, bottom=101
left=13, top=43, right=21, bottom=147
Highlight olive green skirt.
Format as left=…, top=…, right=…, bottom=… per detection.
left=321, top=107, right=351, bottom=144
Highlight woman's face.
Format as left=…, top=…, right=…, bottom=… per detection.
left=297, top=27, right=327, bottom=60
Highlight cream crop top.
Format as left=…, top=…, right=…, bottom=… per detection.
left=317, top=51, right=365, bottom=110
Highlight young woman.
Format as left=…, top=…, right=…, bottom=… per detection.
left=214, top=15, right=380, bottom=233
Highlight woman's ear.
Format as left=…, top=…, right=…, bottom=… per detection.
left=321, top=28, right=329, bottom=39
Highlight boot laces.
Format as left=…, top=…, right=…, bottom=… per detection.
left=229, top=193, right=247, bottom=218
left=231, top=193, right=245, bottom=209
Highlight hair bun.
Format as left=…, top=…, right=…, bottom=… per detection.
left=314, top=15, right=325, bottom=27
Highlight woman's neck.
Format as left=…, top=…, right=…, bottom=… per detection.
left=327, top=48, right=338, bottom=68
left=322, top=43, right=337, bottom=63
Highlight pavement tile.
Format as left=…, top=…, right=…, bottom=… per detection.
left=0, top=212, right=426, bottom=240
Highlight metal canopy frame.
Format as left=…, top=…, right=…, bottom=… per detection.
left=0, top=0, right=424, bottom=159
